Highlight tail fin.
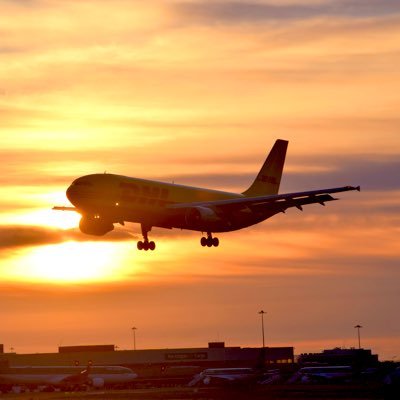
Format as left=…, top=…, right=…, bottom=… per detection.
left=242, top=139, right=288, bottom=197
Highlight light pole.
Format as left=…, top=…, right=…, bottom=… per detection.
left=258, top=310, right=266, bottom=348
left=354, top=324, right=362, bottom=349
left=131, top=327, right=137, bottom=350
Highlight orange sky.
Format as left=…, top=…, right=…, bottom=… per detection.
left=0, top=0, right=399, bottom=360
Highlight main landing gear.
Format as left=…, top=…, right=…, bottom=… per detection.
left=200, top=232, right=219, bottom=247
left=137, top=224, right=156, bottom=251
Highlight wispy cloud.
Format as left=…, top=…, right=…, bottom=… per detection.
left=158, top=155, right=400, bottom=192
left=173, top=0, right=400, bottom=24
left=0, top=225, right=131, bottom=250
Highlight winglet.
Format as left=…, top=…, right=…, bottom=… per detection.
left=345, top=186, right=361, bottom=192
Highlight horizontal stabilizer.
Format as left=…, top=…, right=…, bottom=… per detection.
left=53, top=206, right=77, bottom=212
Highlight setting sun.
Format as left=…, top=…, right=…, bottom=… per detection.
left=3, top=241, right=135, bottom=284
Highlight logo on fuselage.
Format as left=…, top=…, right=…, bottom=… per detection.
left=119, top=182, right=170, bottom=206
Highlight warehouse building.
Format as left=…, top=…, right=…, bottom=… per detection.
left=0, top=342, right=294, bottom=382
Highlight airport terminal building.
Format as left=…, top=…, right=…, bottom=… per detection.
left=0, top=343, right=294, bottom=382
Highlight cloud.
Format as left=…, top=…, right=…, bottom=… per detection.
left=0, top=105, right=60, bottom=127
left=282, top=155, right=400, bottom=192
left=0, top=225, right=132, bottom=250
left=173, top=0, right=400, bottom=24
left=1, top=145, right=398, bottom=195
left=158, top=155, right=400, bottom=192
left=0, top=46, right=22, bottom=54
left=1, top=255, right=399, bottom=356
left=0, top=0, right=38, bottom=5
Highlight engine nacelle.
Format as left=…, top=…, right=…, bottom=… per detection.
left=185, top=206, right=222, bottom=230
left=79, top=216, right=114, bottom=236
left=91, top=377, right=105, bottom=388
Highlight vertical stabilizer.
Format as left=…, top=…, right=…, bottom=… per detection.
left=242, top=139, right=288, bottom=197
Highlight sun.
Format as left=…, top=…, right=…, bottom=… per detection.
left=4, top=241, right=140, bottom=284
left=12, top=208, right=81, bottom=230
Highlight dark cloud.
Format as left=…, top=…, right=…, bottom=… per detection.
left=282, top=155, right=400, bottom=192
left=158, top=155, right=400, bottom=192
left=173, top=0, right=400, bottom=24
left=0, top=225, right=132, bottom=250
left=0, top=46, right=23, bottom=54
left=0, top=0, right=36, bottom=5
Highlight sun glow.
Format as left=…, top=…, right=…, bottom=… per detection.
left=3, top=241, right=140, bottom=284
left=10, top=208, right=81, bottom=230
left=0, top=187, right=79, bottom=230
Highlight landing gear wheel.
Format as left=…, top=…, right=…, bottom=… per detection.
left=137, top=240, right=156, bottom=251
left=200, top=233, right=220, bottom=247
left=137, top=224, right=156, bottom=251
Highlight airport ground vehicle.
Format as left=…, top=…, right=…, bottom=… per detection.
left=188, top=367, right=262, bottom=387
left=288, top=365, right=354, bottom=384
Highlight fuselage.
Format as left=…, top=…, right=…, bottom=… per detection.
left=55, top=140, right=359, bottom=250
left=0, top=365, right=137, bottom=386
left=66, top=173, right=271, bottom=233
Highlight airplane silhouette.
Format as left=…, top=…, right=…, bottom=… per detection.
left=54, top=140, right=360, bottom=250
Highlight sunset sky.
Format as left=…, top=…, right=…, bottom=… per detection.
left=0, top=0, right=399, bottom=360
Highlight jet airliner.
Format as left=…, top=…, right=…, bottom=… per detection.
left=0, top=365, right=137, bottom=391
left=54, top=140, right=360, bottom=250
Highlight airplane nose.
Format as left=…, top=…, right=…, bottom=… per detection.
left=129, top=373, right=138, bottom=380
left=66, top=185, right=76, bottom=204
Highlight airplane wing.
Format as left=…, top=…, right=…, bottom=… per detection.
left=167, top=186, right=360, bottom=213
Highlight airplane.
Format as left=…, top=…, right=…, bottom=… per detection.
left=0, top=364, right=137, bottom=391
left=188, top=348, right=280, bottom=387
left=54, top=139, right=360, bottom=251
left=287, top=366, right=354, bottom=384
left=187, top=367, right=259, bottom=387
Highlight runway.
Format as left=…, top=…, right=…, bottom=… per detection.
left=0, top=385, right=382, bottom=400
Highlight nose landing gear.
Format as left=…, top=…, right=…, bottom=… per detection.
left=137, top=224, right=156, bottom=251
left=200, top=232, right=219, bottom=247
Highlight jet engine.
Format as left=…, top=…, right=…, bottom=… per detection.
left=79, top=216, right=114, bottom=236
left=185, top=206, right=222, bottom=230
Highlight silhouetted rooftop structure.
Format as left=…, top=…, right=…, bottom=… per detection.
left=58, top=345, right=115, bottom=354
left=298, top=347, right=378, bottom=368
